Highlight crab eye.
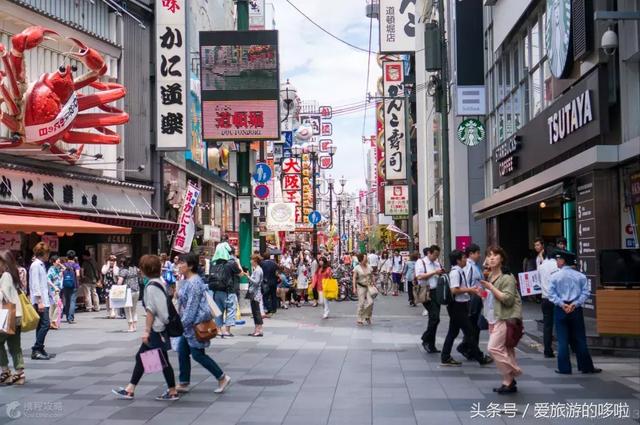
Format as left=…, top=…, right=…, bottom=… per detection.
left=71, top=65, right=78, bottom=72
left=58, top=65, right=65, bottom=73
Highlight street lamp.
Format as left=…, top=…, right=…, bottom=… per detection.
left=280, top=79, right=297, bottom=122
left=318, top=173, right=346, bottom=227
left=308, top=142, right=319, bottom=255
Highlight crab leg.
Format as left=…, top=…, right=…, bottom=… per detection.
left=0, top=134, right=23, bottom=149
left=0, top=111, right=20, bottom=133
left=10, top=27, right=59, bottom=87
left=0, top=44, right=20, bottom=101
left=0, top=78, right=19, bottom=116
left=72, top=112, right=129, bottom=128
left=49, top=140, right=83, bottom=164
left=62, top=127, right=120, bottom=145
left=77, top=87, right=126, bottom=112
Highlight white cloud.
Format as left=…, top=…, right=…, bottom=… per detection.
left=274, top=0, right=379, bottom=193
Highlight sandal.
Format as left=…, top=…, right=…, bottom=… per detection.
left=0, top=370, right=11, bottom=385
left=8, top=370, right=25, bottom=385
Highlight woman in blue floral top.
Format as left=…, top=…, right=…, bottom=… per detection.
left=46, top=255, right=64, bottom=329
left=175, top=253, right=231, bottom=395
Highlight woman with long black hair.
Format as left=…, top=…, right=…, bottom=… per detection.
left=312, top=256, right=333, bottom=319
left=0, top=250, right=25, bottom=385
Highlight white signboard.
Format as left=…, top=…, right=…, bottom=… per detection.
left=266, top=203, right=296, bottom=231
left=172, top=182, right=200, bottom=253
left=382, top=61, right=407, bottom=181
left=156, top=0, right=187, bottom=150
left=517, top=270, right=542, bottom=297
left=249, top=0, right=266, bottom=30
left=380, top=0, right=416, bottom=53
left=0, top=233, right=21, bottom=251
left=456, top=86, right=487, bottom=116
left=384, top=185, right=409, bottom=216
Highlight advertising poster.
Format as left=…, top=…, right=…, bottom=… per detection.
left=517, top=270, right=542, bottom=296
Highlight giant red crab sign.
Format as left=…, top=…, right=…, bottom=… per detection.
left=0, top=26, right=129, bottom=164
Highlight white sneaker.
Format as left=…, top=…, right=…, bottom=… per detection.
left=214, top=375, right=231, bottom=394
left=422, top=309, right=428, bottom=316
left=322, top=313, right=329, bottom=319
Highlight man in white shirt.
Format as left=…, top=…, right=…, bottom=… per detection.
left=29, top=242, right=52, bottom=360
left=391, top=250, right=404, bottom=296
left=441, top=250, right=492, bottom=367
left=457, top=244, right=485, bottom=360
left=280, top=251, right=293, bottom=272
left=538, top=247, right=560, bottom=358
left=367, top=250, right=380, bottom=274
left=415, top=245, right=445, bottom=353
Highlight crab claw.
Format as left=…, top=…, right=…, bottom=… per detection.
left=11, top=27, right=59, bottom=54
left=67, top=38, right=106, bottom=71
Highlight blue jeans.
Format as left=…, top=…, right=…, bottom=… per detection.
left=212, top=291, right=228, bottom=328
left=62, top=287, right=77, bottom=321
left=31, top=306, right=50, bottom=352
left=225, top=293, right=238, bottom=327
left=554, top=306, right=595, bottom=374
left=177, top=336, right=224, bottom=384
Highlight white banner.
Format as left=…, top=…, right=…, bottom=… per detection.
left=380, top=0, right=416, bottom=53
left=382, top=61, right=407, bottom=181
left=384, top=185, right=409, bottom=216
left=156, top=0, right=187, bottom=150
left=172, top=182, right=200, bottom=253
left=249, top=0, right=266, bottom=30
left=266, top=203, right=296, bottom=231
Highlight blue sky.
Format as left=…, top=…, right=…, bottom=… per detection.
left=274, top=0, right=379, bottom=193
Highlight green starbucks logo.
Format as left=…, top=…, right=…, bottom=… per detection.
left=546, top=0, right=572, bottom=78
left=457, top=119, right=486, bottom=147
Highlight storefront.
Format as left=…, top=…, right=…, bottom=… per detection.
left=0, top=164, right=175, bottom=266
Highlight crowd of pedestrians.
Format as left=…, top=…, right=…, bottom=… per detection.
left=0, top=235, right=602, bottom=401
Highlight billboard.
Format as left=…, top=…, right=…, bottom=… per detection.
left=382, top=61, right=407, bottom=180
left=380, top=0, right=416, bottom=53
left=384, top=185, right=409, bottom=216
left=199, top=30, right=280, bottom=141
left=156, top=0, right=188, bottom=150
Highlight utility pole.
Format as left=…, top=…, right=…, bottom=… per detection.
left=438, top=0, right=451, bottom=265
left=237, top=0, right=251, bottom=269
left=405, top=94, right=414, bottom=252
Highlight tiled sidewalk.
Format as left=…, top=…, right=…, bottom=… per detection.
left=0, top=296, right=638, bottom=425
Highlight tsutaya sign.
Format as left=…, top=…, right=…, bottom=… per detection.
left=547, top=90, right=593, bottom=144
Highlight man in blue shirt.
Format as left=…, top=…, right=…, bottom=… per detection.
left=548, top=250, right=601, bottom=375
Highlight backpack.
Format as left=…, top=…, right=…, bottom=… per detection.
left=62, top=267, right=76, bottom=289
left=207, top=262, right=231, bottom=292
left=435, top=273, right=452, bottom=305
left=148, top=281, right=183, bottom=337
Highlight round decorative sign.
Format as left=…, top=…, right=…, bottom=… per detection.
left=546, top=0, right=572, bottom=79
left=254, top=184, right=270, bottom=200
left=457, top=119, right=486, bottom=146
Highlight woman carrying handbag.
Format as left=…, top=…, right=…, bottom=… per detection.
left=352, top=253, right=376, bottom=326
left=175, top=253, right=231, bottom=395
left=0, top=250, right=24, bottom=385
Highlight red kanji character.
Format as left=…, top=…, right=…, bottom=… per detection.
left=248, top=111, right=264, bottom=128
left=215, top=111, right=233, bottom=129
left=175, top=236, right=185, bottom=246
left=232, top=111, right=248, bottom=128
left=177, top=225, right=186, bottom=237
left=162, top=0, right=180, bottom=13
left=283, top=158, right=301, bottom=173
left=284, top=175, right=300, bottom=190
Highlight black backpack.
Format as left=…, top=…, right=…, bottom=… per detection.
left=148, top=281, right=183, bottom=337
left=208, top=262, right=231, bottom=292
left=435, top=273, right=452, bottom=305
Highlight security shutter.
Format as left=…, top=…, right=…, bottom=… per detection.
left=573, top=0, right=593, bottom=61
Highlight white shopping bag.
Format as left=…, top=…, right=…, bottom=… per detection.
left=110, top=285, right=127, bottom=301
left=205, top=292, right=223, bottom=317
left=0, top=309, right=8, bottom=332
left=111, top=288, right=132, bottom=309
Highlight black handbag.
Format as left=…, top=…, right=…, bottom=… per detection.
left=477, top=314, right=489, bottom=331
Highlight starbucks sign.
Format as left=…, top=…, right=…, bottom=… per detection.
left=457, top=119, right=486, bottom=146
left=546, top=0, right=572, bottom=79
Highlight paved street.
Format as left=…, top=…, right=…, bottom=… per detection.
left=0, top=296, right=638, bottom=425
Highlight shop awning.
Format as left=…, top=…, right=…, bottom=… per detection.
left=84, top=215, right=178, bottom=231
left=0, top=213, right=131, bottom=235
left=473, top=183, right=564, bottom=221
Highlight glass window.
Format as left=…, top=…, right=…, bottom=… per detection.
left=543, top=59, right=552, bottom=105
left=524, top=30, right=530, bottom=70
left=531, top=67, right=542, bottom=116
left=531, top=21, right=540, bottom=65
left=522, top=81, right=530, bottom=124
left=505, top=95, right=513, bottom=137
left=487, top=70, right=493, bottom=111
left=497, top=103, right=505, bottom=142
left=497, top=57, right=504, bottom=101
left=504, top=51, right=511, bottom=90
left=513, top=85, right=523, bottom=130
left=513, top=43, right=520, bottom=83
left=541, top=12, right=546, bottom=59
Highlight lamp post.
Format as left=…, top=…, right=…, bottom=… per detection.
left=308, top=142, right=319, bottom=255
left=280, top=79, right=297, bottom=124
left=337, top=195, right=343, bottom=259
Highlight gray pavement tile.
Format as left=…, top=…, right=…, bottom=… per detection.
left=62, top=405, right=122, bottom=419
left=107, top=406, right=166, bottom=420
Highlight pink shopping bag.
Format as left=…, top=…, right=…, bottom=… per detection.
left=140, top=348, right=167, bottom=374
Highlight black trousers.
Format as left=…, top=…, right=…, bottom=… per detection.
left=441, top=301, right=484, bottom=362
left=457, top=294, right=483, bottom=357
left=421, top=289, right=440, bottom=348
left=407, top=280, right=415, bottom=304
left=268, top=284, right=278, bottom=313
left=251, top=300, right=263, bottom=325
left=130, top=331, right=175, bottom=388
left=541, top=298, right=555, bottom=356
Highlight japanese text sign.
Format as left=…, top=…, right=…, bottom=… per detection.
left=382, top=61, right=407, bottom=181
left=200, top=31, right=280, bottom=141
left=173, top=182, right=200, bottom=253
left=384, top=185, right=409, bottom=216
left=156, top=0, right=187, bottom=150
left=517, top=271, right=543, bottom=297
left=380, top=0, right=416, bottom=53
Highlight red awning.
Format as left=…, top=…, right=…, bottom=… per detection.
left=0, top=212, right=130, bottom=235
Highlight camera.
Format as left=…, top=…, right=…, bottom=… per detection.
left=601, top=28, right=618, bottom=56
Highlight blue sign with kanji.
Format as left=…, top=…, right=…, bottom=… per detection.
left=308, top=210, right=322, bottom=225
left=253, top=163, right=272, bottom=183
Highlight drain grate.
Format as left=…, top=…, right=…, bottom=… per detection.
left=237, top=378, right=293, bottom=387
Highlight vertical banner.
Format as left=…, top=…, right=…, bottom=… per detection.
left=249, top=0, right=266, bottom=30
left=379, top=0, right=417, bottom=53
left=376, top=101, right=386, bottom=210
left=382, top=61, right=407, bottom=181
left=156, top=0, right=188, bottom=150
left=173, top=182, right=201, bottom=253
left=282, top=157, right=302, bottom=223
